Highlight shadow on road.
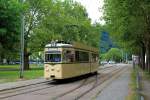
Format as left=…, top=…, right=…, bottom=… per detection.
left=48, top=72, right=99, bottom=85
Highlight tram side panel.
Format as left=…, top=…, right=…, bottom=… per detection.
left=79, top=63, right=91, bottom=75
left=74, top=50, right=91, bottom=76
left=90, top=53, right=99, bottom=73
left=60, top=49, right=91, bottom=79
left=90, top=62, right=99, bottom=73
left=44, top=63, right=91, bottom=79
left=61, top=63, right=91, bottom=79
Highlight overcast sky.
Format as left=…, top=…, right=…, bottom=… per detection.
left=74, top=0, right=104, bottom=24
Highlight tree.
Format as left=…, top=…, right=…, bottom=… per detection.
left=102, top=48, right=122, bottom=62
left=22, top=0, right=55, bottom=70
left=28, top=0, right=100, bottom=52
left=103, top=0, right=150, bottom=72
left=0, top=0, right=21, bottom=64
left=13, top=0, right=100, bottom=70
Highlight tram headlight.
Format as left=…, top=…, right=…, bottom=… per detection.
left=45, top=65, right=49, bottom=71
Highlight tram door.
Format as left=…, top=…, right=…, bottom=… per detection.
left=89, top=53, right=92, bottom=72
left=91, top=53, right=97, bottom=72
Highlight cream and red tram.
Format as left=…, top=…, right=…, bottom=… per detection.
left=44, top=42, right=99, bottom=79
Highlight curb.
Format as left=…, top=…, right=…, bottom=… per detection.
left=0, top=79, right=50, bottom=92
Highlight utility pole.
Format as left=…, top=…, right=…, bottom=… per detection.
left=20, top=0, right=25, bottom=78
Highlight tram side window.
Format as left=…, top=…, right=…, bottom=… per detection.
left=63, top=50, right=75, bottom=62
left=75, top=51, right=80, bottom=62
left=91, top=54, right=99, bottom=62
left=45, top=54, right=61, bottom=62
left=75, top=51, right=89, bottom=62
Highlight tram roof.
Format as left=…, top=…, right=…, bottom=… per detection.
left=45, top=42, right=99, bottom=53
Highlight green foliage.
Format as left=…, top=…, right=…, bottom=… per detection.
left=28, top=0, right=101, bottom=52
left=0, top=0, right=22, bottom=62
left=0, top=0, right=101, bottom=66
left=103, top=0, right=150, bottom=72
left=103, top=0, right=150, bottom=54
left=102, top=48, right=122, bottom=62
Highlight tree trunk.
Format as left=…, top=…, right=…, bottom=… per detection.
left=146, top=42, right=150, bottom=73
left=139, top=53, right=142, bottom=68
left=148, top=43, right=150, bottom=73
left=146, top=47, right=148, bottom=71
left=141, top=45, right=146, bottom=70
left=0, top=54, right=4, bottom=65
left=24, top=46, right=30, bottom=70
left=0, top=55, right=2, bottom=64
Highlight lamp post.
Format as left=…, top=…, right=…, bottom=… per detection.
left=20, top=0, right=25, bottom=78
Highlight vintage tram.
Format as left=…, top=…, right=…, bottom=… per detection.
left=44, top=41, right=99, bottom=79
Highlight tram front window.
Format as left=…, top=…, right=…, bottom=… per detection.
left=45, top=54, right=61, bottom=62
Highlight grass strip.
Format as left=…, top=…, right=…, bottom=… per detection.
left=0, top=64, right=44, bottom=83
left=126, top=68, right=138, bottom=100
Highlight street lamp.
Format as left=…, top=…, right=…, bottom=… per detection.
left=20, top=0, right=25, bottom=78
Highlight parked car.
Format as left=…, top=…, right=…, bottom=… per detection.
left=101, top=61, right=108, bottom=65
left=108, top=61, right=115, bottom=64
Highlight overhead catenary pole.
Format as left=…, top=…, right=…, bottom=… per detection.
left=20, top=0, right=25, bottom=78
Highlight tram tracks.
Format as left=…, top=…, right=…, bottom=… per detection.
left=76, top=67, right=127, bottom=100
left=52, top=76, right=89, bottom=100
left=99, top=65, right=114, bottom=70
left=53, top=66, right=123, bottom=100
left=0, top=75, right=92, bottom=99
left=75, top=74, right=98, bottom=100
left=0, top=81, right=56, bottom=99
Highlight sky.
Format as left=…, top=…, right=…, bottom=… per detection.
left=74, top=0, right=104, bottom=24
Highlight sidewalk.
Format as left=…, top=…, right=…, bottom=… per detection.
left=140, top=71, right=150, bottom=100
left=96, top=65, right=130, bottom=100
left=0, top=78, right=48, bottom=91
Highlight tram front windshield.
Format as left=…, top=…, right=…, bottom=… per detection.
left=45, top=54, right=61, bottom=62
